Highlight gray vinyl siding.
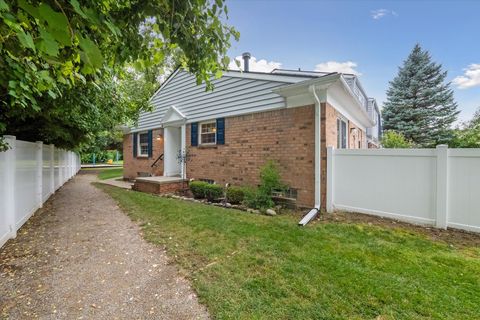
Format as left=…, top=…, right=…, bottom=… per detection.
left=133, top=70, right=296, bottom=132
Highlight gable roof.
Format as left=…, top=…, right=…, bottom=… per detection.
left=132, top=67, right=375, bottom=132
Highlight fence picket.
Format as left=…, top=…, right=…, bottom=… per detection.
left=0, top=136, right=81, bottom=248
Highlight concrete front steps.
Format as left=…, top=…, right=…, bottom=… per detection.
left=132, top=176, right=187, bottom=195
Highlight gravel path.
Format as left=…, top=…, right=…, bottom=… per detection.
left=0, top=174, right=209, bottom=319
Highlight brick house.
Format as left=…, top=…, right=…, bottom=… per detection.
left=123, top=54, right=380, bottom=210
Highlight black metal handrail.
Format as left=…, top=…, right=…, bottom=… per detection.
left=151, top=153, right=164, bottom=168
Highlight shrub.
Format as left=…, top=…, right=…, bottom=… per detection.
left=243, top=187, right=274, bottom=210
left=189, top=181, right=223, bottom=201
left=381, top=130, right=413, bottom=148
left=243, top=160, right=285, bottom=209
left=259, top=160, right=285, bottom=195
left=189, top=181, right=209, bottom=199
left=204, top=184, right=224, bottom=201
left=226, top=186, right=246, bottom=204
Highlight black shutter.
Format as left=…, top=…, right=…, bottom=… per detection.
left=216, top=118, right=225, bottom=145
left=191, top=123, right=198, bottom=146
left=147, top=130, right=153, bottom=158
left=133, top=133, right=138, bottom=157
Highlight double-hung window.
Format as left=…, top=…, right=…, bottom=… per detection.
left=138, top=132, right=149, bottom=156
left=337, top=118, right=347, bottom=149
left=199, top=121, right=216, bottom=145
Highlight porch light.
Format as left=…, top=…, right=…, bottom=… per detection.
left=156, top=134, right=163, bottom=141
left=212, top=128, right=217, bottom=133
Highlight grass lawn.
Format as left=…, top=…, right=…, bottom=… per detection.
left=96, top=184, right=480, bottom=319
left=97, top=168, right=124, bottom=180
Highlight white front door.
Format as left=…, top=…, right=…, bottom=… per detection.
left=163, top=126, right=181, bottom=176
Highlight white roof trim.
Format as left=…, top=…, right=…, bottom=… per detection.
left=223, top=70, right=316, bottom=84
left=274, top=74, right=375, bottom=128
left=272, top=73, right=341, bottom=96
left=161, top=106, right=187, bottom=126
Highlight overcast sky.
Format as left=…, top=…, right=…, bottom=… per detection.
left=225, top=0, right=480, bottom=122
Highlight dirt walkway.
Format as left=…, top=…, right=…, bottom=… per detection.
left=0, top=174, right=209, bottom=319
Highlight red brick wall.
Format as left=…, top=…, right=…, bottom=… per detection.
left=186, top=106, right=316, bottom=207
left=124, top=103, right=366, bottom=208
left=123, top=129, right=164, bottom=179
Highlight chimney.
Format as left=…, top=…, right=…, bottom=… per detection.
left=242, top=52, right=251, bottom=72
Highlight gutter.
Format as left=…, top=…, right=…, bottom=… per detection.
left=298, top=84, right=322, bottom=226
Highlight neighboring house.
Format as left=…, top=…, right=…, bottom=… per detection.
left=123, top=53, right=380, bottom=209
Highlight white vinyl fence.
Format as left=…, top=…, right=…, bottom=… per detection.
left=327, top=145, right=480, bottom=233
left=0, top=135, right=80, bottom=248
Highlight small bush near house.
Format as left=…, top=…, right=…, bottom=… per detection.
left=189, top=181, right=210, bottom=199
left=243, top=160, right=286, bottom=210
left=258, top=160, right=285, bottom=195
left=243, top=187, right=274, bottom=210
left=225, top=186, right=246, bottom=204
left=204, top=184, right=224, bottom=201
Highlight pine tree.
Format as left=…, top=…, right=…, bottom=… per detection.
left=382, top=44, right=459, bottom=147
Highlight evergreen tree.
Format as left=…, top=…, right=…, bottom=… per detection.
left=382, top=44, right=459, bottom=147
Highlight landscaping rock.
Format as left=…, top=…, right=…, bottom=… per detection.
left=266, top=209, right=277, bottom=216
left=225, top=202, right=232, bottom=208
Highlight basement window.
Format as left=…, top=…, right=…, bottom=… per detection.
left=138, top=132, right=149, bottom=157
left=199, top=178, right=215, bottom=184
left=199, top=121, right=216, bottom=145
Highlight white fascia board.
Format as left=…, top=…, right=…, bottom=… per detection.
left=338, top=77, right=375, bottom=127
left=327, top=83, right=374, bottom=130
left=223, top=70, right=313, bottom=84
left=273, top=73, right=341, bottom=97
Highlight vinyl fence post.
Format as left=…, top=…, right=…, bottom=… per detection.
left=435, top=145, right=449, bottom=229
left=50, top=145, right=55, bottom=195
left=326, top=146, right=335, bottom=213
left=4, top=135, right=16, bottom=239
left=36, top=141, right=43, bottom=208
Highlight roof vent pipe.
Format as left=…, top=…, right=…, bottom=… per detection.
left=242, top=52, right=251, bottom=72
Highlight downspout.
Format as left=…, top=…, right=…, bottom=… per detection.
left=298, top=84, right=322, bottom=226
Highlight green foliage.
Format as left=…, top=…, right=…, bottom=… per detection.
left=189, top=181, right=223, bottom=201
left=449, top=107, right=480, bottom=148
left=189, top=181, right=209, bottom=199
left=99, top=183, right=480, bottom=319
left=225, top=186, right=247, bottom=204
left=259, top=160, right=285, bottom=195
left=243, top=187, right=274, bottom=210
left=243, top=160, right=285, bottom=210
left=204, top=184, right=224, bottom=201
left=382, top=44, right=459, bottom=147
left=0, top=0, right=238, bottom=149
left=81, top=150, right=121, bottom=164
left=381, top=130, right=413, bottom=148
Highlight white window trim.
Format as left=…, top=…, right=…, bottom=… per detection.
left=137, top=131, right=149, bottom=157
left=199, top=121, right=217, bottom=145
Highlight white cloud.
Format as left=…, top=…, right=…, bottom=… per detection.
left=228, top=56, right=282, bottom=73
left=371, top=9, right=397, bottom=20
left=314, top=61, right=361, bottom=75
left=453, top=64, right=480, bottom=89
